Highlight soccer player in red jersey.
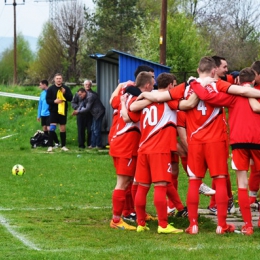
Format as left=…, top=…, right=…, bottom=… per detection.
left=191, top=67, right=260, bottom=235
left=247, top=61, right=260, bottom=209
left=131, top=72, right=197, bottom=233
left=207, top=56, right=236, bottom=215
left=136, top=57, right=260, bottom=234
left=109, top=66, right=155, bottom=230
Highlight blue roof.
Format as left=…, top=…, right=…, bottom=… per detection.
left=90, top=49, right=171, bottom=82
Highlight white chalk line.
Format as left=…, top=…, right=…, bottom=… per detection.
left=0, top=205, right=111, bottom=251
left=1, top=205, right=259, bottom=252
left=0, top=205, right=111, bottom=211
left=0, top=214, right=41, bottom=251
left=0, top=134, right=17, bottom=140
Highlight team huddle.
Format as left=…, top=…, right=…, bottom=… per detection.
left=109, top=56, right=260, bottom=236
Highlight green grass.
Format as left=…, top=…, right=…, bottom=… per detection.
left=0, top=85, right=260, bottom=259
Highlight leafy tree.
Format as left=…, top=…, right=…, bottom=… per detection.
left=26, top=22, right=65, bottom=84
left=0, top=33, right=34, bottom=85
left=134, top=13, right=211, bottom=80
left=85, top=0, right=143, bottom=53
left=179, top=0, right=260, bottom=70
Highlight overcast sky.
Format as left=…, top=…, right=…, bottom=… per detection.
left=0, top=0, right=95, bottom=38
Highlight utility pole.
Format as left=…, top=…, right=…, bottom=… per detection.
left=160, top=0, right=167, bottom=65
left=5, top=0, right=25, bottom=85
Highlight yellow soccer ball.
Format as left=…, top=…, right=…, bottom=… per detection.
left=12, top=164, right=25, bottom=176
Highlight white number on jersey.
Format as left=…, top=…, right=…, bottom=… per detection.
left=167, top=163, right=172, bottom=173
left=197, top=100, right=207, bottom=115
left=143, top=106, right=158, bottom=128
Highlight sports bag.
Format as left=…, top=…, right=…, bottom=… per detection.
left=30, top=130, right=49, bottom=148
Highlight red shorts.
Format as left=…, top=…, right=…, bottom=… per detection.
left=232, top=149, right=260, bottom=171
left=112, top=156, right=137, bottom=177
left=135, top=153, right=172, bottom=184
left=187, top=141, right=228, bottom=178
left=171, top=152, right=179, bottom=163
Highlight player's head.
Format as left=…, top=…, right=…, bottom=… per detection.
left=251, top=61, right=260, bottom=85
left=211, top=55, right=228, bottom=78
left=239, top=67, right=256, bottom=85
left=135, top=71, right=154, bottom=92
left=197, top=56, right=217, bottom=77
left=156, top=73, right=176, bottom=90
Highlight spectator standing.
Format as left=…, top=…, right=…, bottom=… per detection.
left=46, top=73, right=73, bottom=152
left=72, top=87, right=105, bottom=149
left=84, top=79, right=95, bottom=146
left=71, top=79, right=94, bottom=149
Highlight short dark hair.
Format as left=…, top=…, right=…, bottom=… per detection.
left=77, top=87, right=86, bottom=93
left=239, top=67, right=256, bottom=84
left=40, top=79, right=48, bottom=86
left=251, top=61, right=260, bottom=75
left=156, top=73, right=175, bottom=89
left=134, top=65, right=154, bottom=79
left=54, top=73, right=62, bottom=78
left=211, top=56, right=226, bottom=67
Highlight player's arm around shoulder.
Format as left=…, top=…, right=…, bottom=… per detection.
left=178, top=93, right=199, bottom=110
left=249, top=98, right=260, bottom=113
left=130, top=98, right=152, bottom=112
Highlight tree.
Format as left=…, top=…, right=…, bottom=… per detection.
left=26, top=22, right=65, bottom=83
left=85, top=0, right=143, bottom=53
left=53, top=1, right=85, bottom=82
left=134, top=13, right=210, bottom=80
left=0, top=34, right=34, bottom=85
left=179, top=0, right=260, bottom=70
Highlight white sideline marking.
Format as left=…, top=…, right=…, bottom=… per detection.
left=0, top=134, right=17, bottom=140
left=0, top=205, right=111, bottom=211
left=0, top=214, right=41, bottom=251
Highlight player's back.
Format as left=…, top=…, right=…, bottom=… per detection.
left=185, top=83, right=226, bottom=144
left=109, top=95, right=140, bottom=158
left=138, top=101, right=177, bottom=154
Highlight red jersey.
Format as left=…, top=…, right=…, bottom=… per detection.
left=192, top=81, right=260, bottom=148
left=109, top=82, right=135, bottom=144
left=109, top=94, right=141, bottom=158
left=109, top=95, right=121, bottom=144
left=138, top=99, right=178, bottom=154
left=184, top=81, right=227, bottom=144
left=169, top=82, right=186, bottom=101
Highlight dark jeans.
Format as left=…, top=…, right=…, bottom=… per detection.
left=77, top=113, right=93, bottom=148
left=91, top=113, right=104, bottom=147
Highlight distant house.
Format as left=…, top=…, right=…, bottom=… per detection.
left=90, top=49, right=171, bottom=144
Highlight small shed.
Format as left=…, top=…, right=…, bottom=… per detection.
left=90, top=49, right=171, bottom=145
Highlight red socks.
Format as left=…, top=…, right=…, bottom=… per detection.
left=122, top=182, right=135, bottom=217
left=214, top=178, right=228, bottom=227
left=112, top=189, right=126, bottom=223
left=186, top=179, right=202, bottom=226
left=166, top=183, right=184, bottom=211
left=238, top=188, right=253, bottom=228
left=135, top=185, right=150, bottom=226
left=154, top=185, right=168, bottom=228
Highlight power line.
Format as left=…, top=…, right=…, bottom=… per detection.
left=34, top=0, right=73, bottom=22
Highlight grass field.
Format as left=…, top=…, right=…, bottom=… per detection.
left=0, top=86, right=260, bottom=259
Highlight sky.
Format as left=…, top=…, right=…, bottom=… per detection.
left=0, top=0, right=95, bottom=38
